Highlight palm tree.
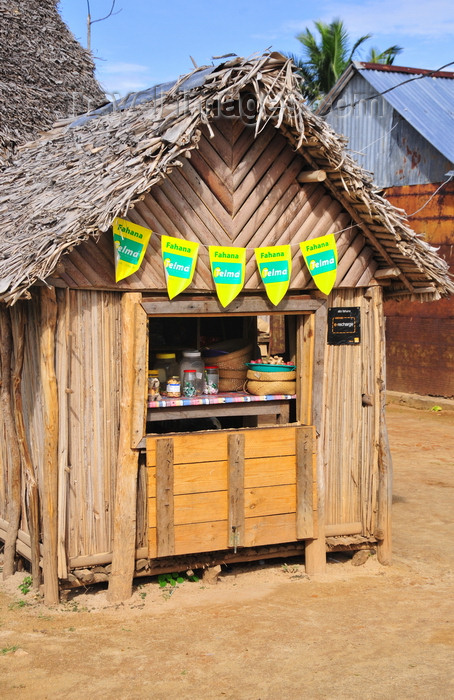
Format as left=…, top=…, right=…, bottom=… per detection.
left=367, top=45, right=403, bottom=65
left=291, top=19, right=403, bottom=105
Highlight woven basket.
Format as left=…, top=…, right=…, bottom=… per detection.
left=219, top=370, right=247, bottom=392
left=209, top=343, right=253, bottom=370
left=206, top=341, right=252, bottom=391
left=246, top=379, right=296, bottom=396
left=246, top=369, right=296, bottom=382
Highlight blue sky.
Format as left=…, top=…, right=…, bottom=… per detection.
left=59, top=0, right=454, bottom=97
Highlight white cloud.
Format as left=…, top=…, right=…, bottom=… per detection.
left=283, top=0, right=454, bottom=38
left=97, top=62, right=158, bottom=96
left=101, top=62, right=151, bottom=75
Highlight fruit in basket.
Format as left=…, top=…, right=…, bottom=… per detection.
left=252, top=355, right=294, bottom=365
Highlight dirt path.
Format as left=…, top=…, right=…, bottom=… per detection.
left=1, top=404, right=453, bottom=699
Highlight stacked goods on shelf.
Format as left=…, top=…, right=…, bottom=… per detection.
left=245, top=356, right=296, bottom=395
left=204, top=339, right=253, bottom=391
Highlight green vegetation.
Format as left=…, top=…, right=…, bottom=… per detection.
left=288, top=18, right=403, bottom=105
left=1, top=645, right=19, bottom=655
left=157, top=571, right=200, bottom=588
left=18, top=575, right=33, bottom=596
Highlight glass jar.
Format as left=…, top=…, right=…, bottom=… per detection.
left=166, top=376, right=181, bottom=397
left=179, top=350, right=204, bottom=395
left=153, top=353, right=179, bottom=391
left=148, top=369, right=161, bottom=401
left=204, top=366, right=219, bottom=395
left=182, top=369, right=197, bottom=397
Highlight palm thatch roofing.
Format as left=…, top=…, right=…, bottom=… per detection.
left=0, top=0, right=105, bottom=161
left=0, top=51, right=453, bottom=305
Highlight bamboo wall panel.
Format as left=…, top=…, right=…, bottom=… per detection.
left=59, top=290, right=122, bottom=560
left=0, top=407, right=5, bottom=524
left=322, top=288, right=379, bottom=535
left=56, top=117, right=377, bottom=294
left=0, top=353, right=7, bottom=525
left=16, top=295, right=45, bottom=536
left=0, top=295, right=48, bottom=562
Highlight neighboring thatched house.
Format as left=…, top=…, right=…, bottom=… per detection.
left=0, top=53, right=452, bottom=604
left=0, top=0, right=105, bottom=162
left=318, top=62, right=454, bottom=397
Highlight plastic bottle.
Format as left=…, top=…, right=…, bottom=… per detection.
left=153, top=353, right=179, bottom=391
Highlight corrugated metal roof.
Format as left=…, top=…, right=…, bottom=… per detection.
left=356, top=63, right=454, bottom=164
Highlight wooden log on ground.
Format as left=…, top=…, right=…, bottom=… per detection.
left=0, top=306, right=22, bottom=579
left=40, top=287, right=59, bottom=604
left=107, top=293, right=143, bottom=602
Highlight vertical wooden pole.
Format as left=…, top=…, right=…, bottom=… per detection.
left=296, top=314, right=314, bottom=426
left=156, top=437, right=175, bottom=557
left=11, top=304, right=41, bottom=589
left=0, top=305, right=22, bottom=580
left=130, top=303, right=148, bottom=447
left=269, top=315, right=286, bottom=355
left=374, top=286, right=393, bottom=564
left=304, top=303, right=327, bottom=575
left=296, top=426, right=315, bottom=540
left=40, top=288, right=59, bottom=604
left=56, top=289, right=69, bottom=580
left=107, top=293, right=142, bottom=603
left=228, top=433, right=245, bottom=549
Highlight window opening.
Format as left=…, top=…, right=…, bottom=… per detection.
left=146, top=313, right=299, bottom=435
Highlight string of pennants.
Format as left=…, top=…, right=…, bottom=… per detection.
left=113, top=217, right=338, bottom=306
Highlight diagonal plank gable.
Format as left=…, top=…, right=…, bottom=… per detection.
left=57, top=117, right=378, bottom=293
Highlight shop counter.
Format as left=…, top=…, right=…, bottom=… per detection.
left=147, top=391, right=296, bottom=424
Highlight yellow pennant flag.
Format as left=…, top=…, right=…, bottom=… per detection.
left=255, top=245, right=292, bottom=306
left=300, top=234, right=338, bottom=295
left=112, top=217, right=152, bottom=282
left=209, top=246, right=246, bottom=307
left=161, top=235, right=199, bottom=299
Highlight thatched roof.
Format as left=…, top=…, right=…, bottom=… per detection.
left=0, top=0, right=105, bottom=161
left=0, top=51, right=453, bottom=305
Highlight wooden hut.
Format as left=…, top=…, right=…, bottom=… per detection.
left=0, top=53, right=452, bottom=604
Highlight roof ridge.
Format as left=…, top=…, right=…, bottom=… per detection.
left=355, top=62, right=454, bottom=79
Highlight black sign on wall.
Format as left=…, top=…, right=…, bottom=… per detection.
left=327, top=307, right=361, bottom=345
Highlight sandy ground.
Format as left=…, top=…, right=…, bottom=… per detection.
left=0, top=403, right=453, bottom=699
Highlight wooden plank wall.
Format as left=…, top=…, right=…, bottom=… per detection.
left=55, top=117, right=377, bottom=294
left=322, top=287, right=380, bottom=536
left=55, top=290, right=123, bottom=561
left=16, top=295, right=45, bottom=535
left=146, top=426, right=316, bottom=557
left=1, top=291, right=130, bottom=571
left=0, top=295, right=46, bottom=564
left=0, top=350, right=7, bottom=525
